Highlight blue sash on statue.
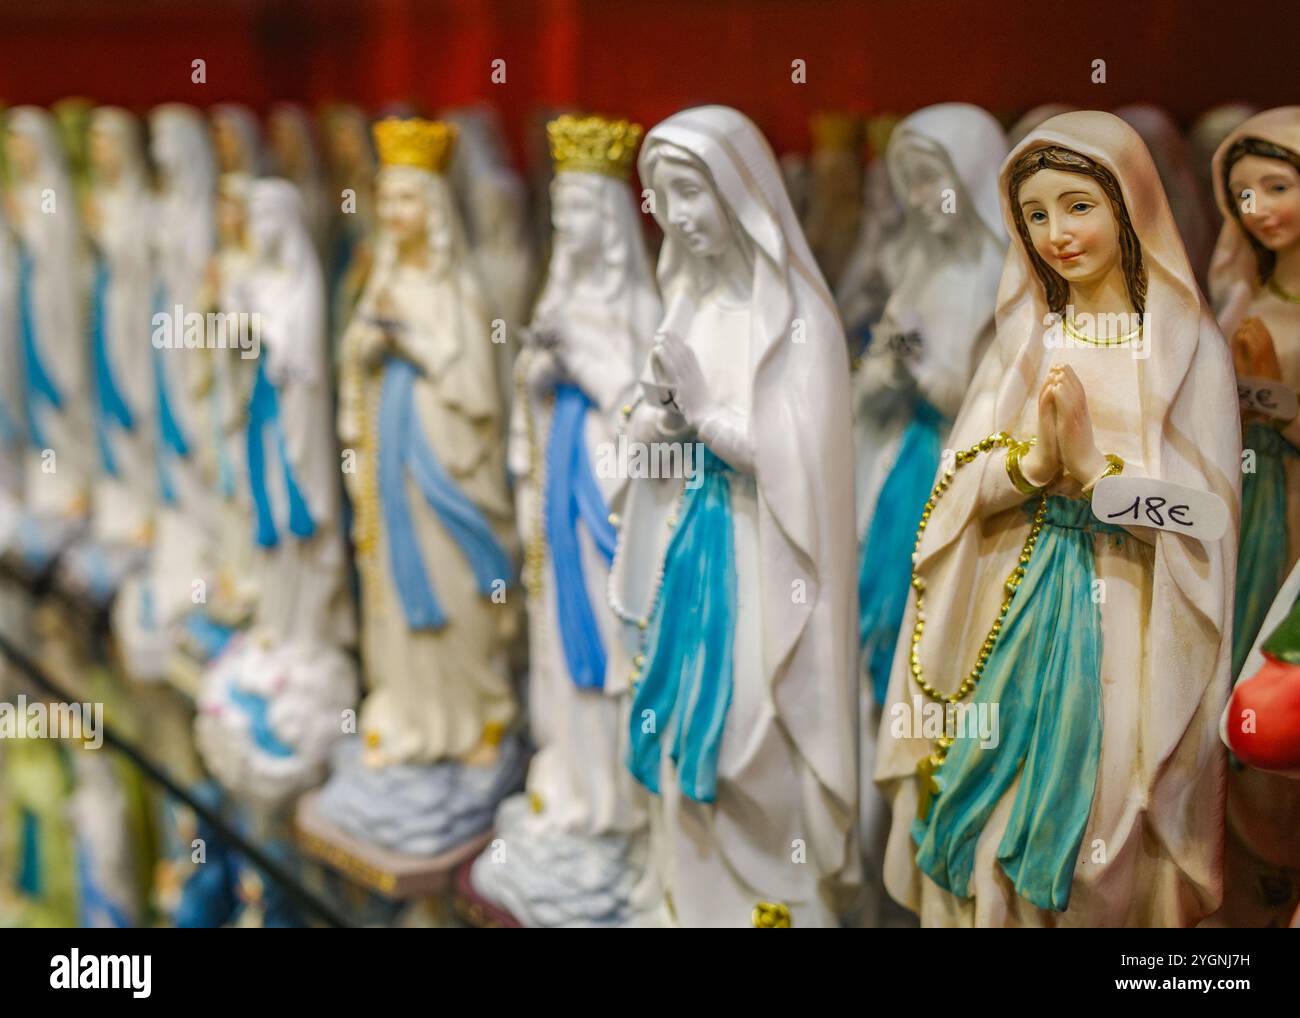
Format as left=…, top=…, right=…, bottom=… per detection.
left=89, top=255, right=136, bottom=477
left=1233, top=422, right=1298, bottom=677
left=545, top=383, right=618, bottom=690
left=627, top=446, right=736, bottom=803
left=378, top=356, right=513, bottom=631
left=859, top=399, right=945, bottom=705
left=17, top=247, right=63, bottom=450
left=246, top=360, right=316, bottom=549
left=151, top=282, right=190, bottom=504
left=913, top=496, right=1116, bottom=912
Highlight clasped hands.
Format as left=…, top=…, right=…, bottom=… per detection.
left=1020, top=364, right=1108, bottom=490
left=357, top=289, right=407, bottom=369
left=649, top=330, right=714, bottom=431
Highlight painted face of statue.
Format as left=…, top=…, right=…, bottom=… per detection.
left=551, top=176, right=603, bottom=262
left=377, top=169, right=429, bottom=248
left=1018, top=167, right=1122, bottom=289
left=654, top=157, right=734, bottom=259
left=88, top=125, right=122, bottom=183
left=4, top=129, right=38, bottom=180
left=1228, top=153, right=1300, bottom=253
left=894, top=139, right=961, bottom=237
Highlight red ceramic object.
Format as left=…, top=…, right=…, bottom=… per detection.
left=1226, top=654, right=1300, bottom=774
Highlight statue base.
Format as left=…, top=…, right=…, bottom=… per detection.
left=453, top=858, right=522, bottom=928
left=312, top=734, right=527, bottom=860
left=295, top=790, right=495, bottom=900
left=466, top=793, right=645, bottom=927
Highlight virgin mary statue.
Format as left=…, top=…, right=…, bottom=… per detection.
left=608, top=105, right=859, bottom=927
left=317, top=118, right=524, bottom=857
left=876, top=111, right=1239, bottom=926
left=471, top=114, right=659, bottom=926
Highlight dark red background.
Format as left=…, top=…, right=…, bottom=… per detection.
left=0, top=0, right=1295, bottom=165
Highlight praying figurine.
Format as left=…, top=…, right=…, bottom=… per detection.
left=194, top=178, right=357, bottom=810
left=3, top=105, right=91, bottom=572
left=876, top=111, right=1239, bottom=926
left=1207, top=105, right=1300, bottom=928
left=608, top=106, right=860, bottom=927
left=317, top=117, right=525, bottom=857
left=469, top=114, right=658, bottom=926
left=112, top=103, right=219, bottom=680
left=851, top=103, right=1006, bottom=927
left=57, top=106, right=156, bottom=604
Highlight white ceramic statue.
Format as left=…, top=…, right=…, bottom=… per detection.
left=851, top=103, right=1007, bottom=928
left=317, top=118, right=524, bottom=856
left=112, top=103, right=219, bottom=680
left=3, top=105, right=91, bottom=571
left=195, top=178, right=358, bottom=808
left=608, top=105, right=860, bottom=927
left=470, top=114, right=658, bottom=926
left=57, top=107, right=156, bottom=604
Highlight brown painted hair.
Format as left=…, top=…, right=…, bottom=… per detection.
left=1006, top=145, right=1146, bottom=315
left=1221, top=136, right=1300, bottom=284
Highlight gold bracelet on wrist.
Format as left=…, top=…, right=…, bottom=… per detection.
left=1005, top=437, right=1046, bottom=495
left=1081, top=453, right=1125, bottom=498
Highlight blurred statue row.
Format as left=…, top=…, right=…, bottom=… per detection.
left=0, top=94, right=1297, bottom=929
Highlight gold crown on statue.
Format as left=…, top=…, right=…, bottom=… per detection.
left=810, top=111, right=864, bottom=152
left=547, top=114, right=643, bottom=179
left=373, top=117, right=457, bottom=173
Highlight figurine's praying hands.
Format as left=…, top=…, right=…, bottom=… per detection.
left=1045, top=364, right=1107, bottom=485
left=652, top=329, right=712, bottom=429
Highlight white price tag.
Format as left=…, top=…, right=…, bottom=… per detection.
left=1238, top=376, right=1299, bottom=421
left=1091, top=475, right=1228, bottom=541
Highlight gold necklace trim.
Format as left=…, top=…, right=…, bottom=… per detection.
left=1267, top=277, right=1300, bottom=305
left=1063, top=316, right=1142, bottom=347
left=909, top=431, right=1048, bottom=820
